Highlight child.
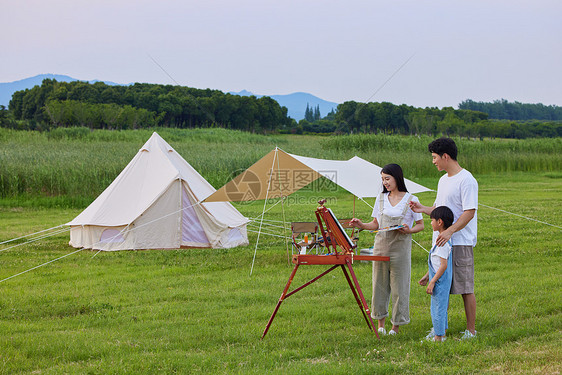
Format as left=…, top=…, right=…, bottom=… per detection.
left=419, top=206, right=454, bottom=342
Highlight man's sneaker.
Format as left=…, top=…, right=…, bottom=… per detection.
left=377, top=327, right=387, bottom=336
left=424, top=327, right=435, bottom=341
left=432, top=336, right=447, bottom=342
left=460, top=330, right=477, bottom=340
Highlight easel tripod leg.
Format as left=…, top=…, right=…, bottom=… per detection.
left=261, top=264, right=299, bottom=339
left=344, top=260, right=379, bottom=338
left=341, top=264, right=373, bottom=332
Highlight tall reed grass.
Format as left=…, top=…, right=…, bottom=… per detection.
left=320, top=134, right=562, bottom=178
left=1, top=128, right=560, bottom=206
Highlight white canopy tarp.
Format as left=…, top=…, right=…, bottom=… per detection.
left=289, top=153, right=432, bottom=198
left=204, top=148, right=431, bottom=202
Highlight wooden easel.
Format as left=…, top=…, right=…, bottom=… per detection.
left=261, top=200, right=390, bottom=339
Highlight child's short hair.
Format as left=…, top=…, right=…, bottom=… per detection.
left=428, top=137, right=458, bottom=161
left=430, top=206, right=454, bottom=229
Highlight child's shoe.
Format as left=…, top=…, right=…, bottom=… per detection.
left=377, top=327, right=387, bottom=336
left=460, top=330, right=477, bottom=340
left=424, top=327, right=435, bottom=341
left=388, top=329, right=397, bottom=336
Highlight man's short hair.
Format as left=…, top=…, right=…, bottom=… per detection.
left=430, top=206, right=454, bottom=229
left=428, top=137, right=458, bottom=161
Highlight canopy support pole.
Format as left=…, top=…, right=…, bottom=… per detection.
left=274, top=149, right=291, bottom=265
left=250, top=147, right=279, bottom=276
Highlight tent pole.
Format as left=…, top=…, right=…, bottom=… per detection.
left=351, top=195, right=357, bottom=251
left=281, top=197, right=290, bottom=265
left=274, top=151, right=290, bottom=266
left=250, top=147, right=278, bottom=276
left=178, top=179, right=183, bottom=248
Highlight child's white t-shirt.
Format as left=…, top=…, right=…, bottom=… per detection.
left=430, top=241, right=452, bottom=273
left=371, top=193, right=423, bottom=227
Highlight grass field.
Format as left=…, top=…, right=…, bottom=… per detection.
left=0, top=129, right=561, bottom=374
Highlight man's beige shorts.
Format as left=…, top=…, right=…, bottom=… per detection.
left=450, top=245, right=474, bottom=295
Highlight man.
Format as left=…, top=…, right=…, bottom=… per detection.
left=410, top=137, right=478, bottom=339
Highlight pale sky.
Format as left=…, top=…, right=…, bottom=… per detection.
left=2, top=0, right=561, bottom=108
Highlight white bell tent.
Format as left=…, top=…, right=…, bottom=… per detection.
left=68, top=132, right=249, bottom=251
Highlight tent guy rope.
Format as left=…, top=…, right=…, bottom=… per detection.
left=0, top=224, right=66, bottom=246
left=0, top=227, right=71, bottom=253
left=247, top=221, right=286, bottom=230
left=247, top=229, right=289, bottom=240
left=479, top=203, right=562, bottom=229
left=0, top=248, right=85, bottom=284
left=413, top=239, right=430, bottom=254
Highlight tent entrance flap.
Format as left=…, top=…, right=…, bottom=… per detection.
left=181, top=184, right=210, bottom=246
left=100, top=228, right=125, bottom=244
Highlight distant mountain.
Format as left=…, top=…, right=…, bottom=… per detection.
left=0, top=75, right=339, bottom=121
left=0, top=74, right=122, bottom=107
left=229, top=90, right=338, bottom=120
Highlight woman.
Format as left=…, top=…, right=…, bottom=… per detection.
left=350, top=163, right=424, bottom=335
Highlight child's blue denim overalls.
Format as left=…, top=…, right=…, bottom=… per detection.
left=428, top=242, right=453, bottom=337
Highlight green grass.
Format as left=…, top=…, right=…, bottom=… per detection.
left=0, top=173, right=561, bottom=374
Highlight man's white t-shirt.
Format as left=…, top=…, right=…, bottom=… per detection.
left=372, top=192, right=423, bottom=227
left=433, top=169, right=478, bottom=247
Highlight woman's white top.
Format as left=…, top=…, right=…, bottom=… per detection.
left=371, top=192, right=423, bottom=227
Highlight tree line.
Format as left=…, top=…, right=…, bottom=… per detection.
left=7, top=79, right=292, bottom=131
left=294, top=101, right=561, bottom=138
left=459, top=99, right=562, bottom=121
left=2, top=79, right=560, bottom=139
